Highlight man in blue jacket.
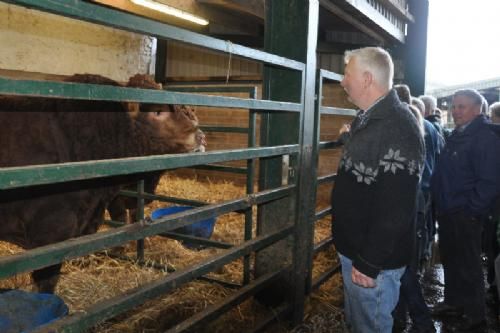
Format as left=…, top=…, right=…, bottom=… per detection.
left=431, top=89, right=500, bottom=332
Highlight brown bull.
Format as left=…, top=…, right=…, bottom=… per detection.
left=0, top=74, right=205, bottom=292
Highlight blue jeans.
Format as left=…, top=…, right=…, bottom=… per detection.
left=339, top=254, right=405, bottom=333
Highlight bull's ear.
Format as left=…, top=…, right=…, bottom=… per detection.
left=124, top=102, right=140, bottom=117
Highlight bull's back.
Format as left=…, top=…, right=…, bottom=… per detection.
left=0, top=97, right=68, bottom=167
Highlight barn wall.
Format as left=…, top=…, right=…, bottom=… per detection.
left=318, top=53, right=344, bottom=74
left=0, top=3, right=155, bottom=82
left=166, top=42, right=262, bottom=80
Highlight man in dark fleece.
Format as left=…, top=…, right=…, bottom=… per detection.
left=332, top=47, right=424, bottom=333
left=431, top=89, right=500, bottom=333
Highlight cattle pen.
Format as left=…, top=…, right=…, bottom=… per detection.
left=0, top=0, right=424, bottom=332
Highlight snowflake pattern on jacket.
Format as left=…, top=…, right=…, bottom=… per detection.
left=340, top=148, right=420, bottom=184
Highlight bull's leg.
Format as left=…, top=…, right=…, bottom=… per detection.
left=32, top=263, right=63, bottom=293
left=107, top=197, right=130, bottom=223
left=27, top=206, right=79, bottom=293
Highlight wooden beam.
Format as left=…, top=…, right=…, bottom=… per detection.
left=320, top=0, right=386, bottom=45
left=379, top=0, right=414, bottom=23
left=342, top=0, right=405, bottom=42
left=197, top=0, right=264, bottom=20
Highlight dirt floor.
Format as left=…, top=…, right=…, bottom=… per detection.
left=0, top=174, right=344, bottom=332
left=289, top=262, right=500, bottom=333
left=405, top=264, right=500, bottom=333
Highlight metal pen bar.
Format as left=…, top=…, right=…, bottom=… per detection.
left=317, top=173, right=336, bottom=185
left=315, top=207, right=332, bottom=221
left=310, top=264, right=341, bottom=291
left=199, top=126, right=249, bottom=133
left=33, top=226, right=294, bottom=333
left=320, top=106, right=358, bottom=116
left=0, top=185, right=295, bottom=279
left=164, top=270, right=285, bottom=333
left=0, top=145, right=300, bottom=190
left=313, top=237, right=334, bottom=255
left=190, top=164, right=248, bottom=174
left=0, top=77, right=302, bottom=112
left=318, top=141, right=343, bottom=149
left=118, top=191, right=208, bottom=207
left=319, top=69, right=343, bottom=82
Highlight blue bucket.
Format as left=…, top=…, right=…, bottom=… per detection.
left=151, top=206, right=216, bottom=246
left=0, top=289, right=68, bottom=333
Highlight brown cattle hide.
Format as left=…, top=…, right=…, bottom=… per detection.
left=0, top=74, right=205, bottom=292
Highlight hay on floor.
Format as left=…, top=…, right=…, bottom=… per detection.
left=0, top=174, right=343, bottom=332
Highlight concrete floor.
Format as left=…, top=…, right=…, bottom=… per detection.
left=400, top=264, right=500, bottom=333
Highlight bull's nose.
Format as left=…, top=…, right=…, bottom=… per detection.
left=196, top=130, right=207, bottom=146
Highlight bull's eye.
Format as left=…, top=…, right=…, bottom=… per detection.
left=155, top=111, right=162, bottom=116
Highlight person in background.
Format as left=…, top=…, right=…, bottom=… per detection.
left=392, top=85, right=437, bottom=333
left=394, top=84, right=412, bottom=105
left=332, top=47, right=424, bottom=333
left=419, top=95, right=445, bottom=138
left=410, top=97, right=445, bottom=267
left=485, top=101, right=500, bottom=307
left=411, top=97, right=426, bottom=118
left=480, top=95, right=490, bottom=117
left=492, top=106, right=500, bottom=305
left=490, top=102, right=500, bottom=124
left=431, top=89, right=500, bottom=333
left=419, top=95, right=436, bottom=118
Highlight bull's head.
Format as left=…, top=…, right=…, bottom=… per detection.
left=125, top=74, right=206, bottom=154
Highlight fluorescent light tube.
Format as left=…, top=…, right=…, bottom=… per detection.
left=130, top=0, right=209, bottom=25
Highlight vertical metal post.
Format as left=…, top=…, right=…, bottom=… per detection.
left=155, top=39, right=168, bottom=84
left=292, top=0, right=319, bottom=324
left=304, top=69, right=323, bottom=294
left=136, top=179, right=145, bottom=263
left=256, top=0, right=306, bottom=307
left=243, top=87, right=258, bottom=285
left=256, top=1, right=319, bottom=326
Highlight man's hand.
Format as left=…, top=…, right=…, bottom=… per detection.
left=339, top=123, right=351, bottom=135
left=351, top=266, right=376, bottom=288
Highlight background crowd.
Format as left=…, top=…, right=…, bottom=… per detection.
left=331, top=46, right=500, bottom=333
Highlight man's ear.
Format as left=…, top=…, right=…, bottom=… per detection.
left=363, top=71, right=373, bottom=88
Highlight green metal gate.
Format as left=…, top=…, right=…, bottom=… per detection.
left=0, top=0, right=356, bottom=331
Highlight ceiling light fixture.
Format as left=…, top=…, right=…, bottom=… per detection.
left=130, top=0, right=209, bottom=26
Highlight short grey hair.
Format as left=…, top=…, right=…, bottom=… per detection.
left=453, top=89, right=484, bottom=106
left=344, top=47, right=393, bottom=90
left=411, top=97, right=425, bottom=116
left=419, top=95, right=437, bottom=115
left=490, top=101, right=500, bottom=118
left=408, top=104, right=425, bottom=137
left=394, top=84, right=411, bottom=104
left=480, top=95, right=489, bottom=116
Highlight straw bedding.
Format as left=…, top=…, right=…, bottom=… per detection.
left=0, top=174, right=344, bottom=332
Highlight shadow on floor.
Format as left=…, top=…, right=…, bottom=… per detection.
left=398, top=264, right=500, bottom=333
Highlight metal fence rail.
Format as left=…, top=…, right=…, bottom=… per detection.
left=0, top=1, right=359, bottom=331
left=0, top=146, right=298, bottom=190
left=0, top=0, right=309, bottom=331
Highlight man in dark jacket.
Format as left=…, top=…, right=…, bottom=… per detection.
left=332, top=47, right=425, bottom=333
left=431, top=89, right=500, bottom=332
